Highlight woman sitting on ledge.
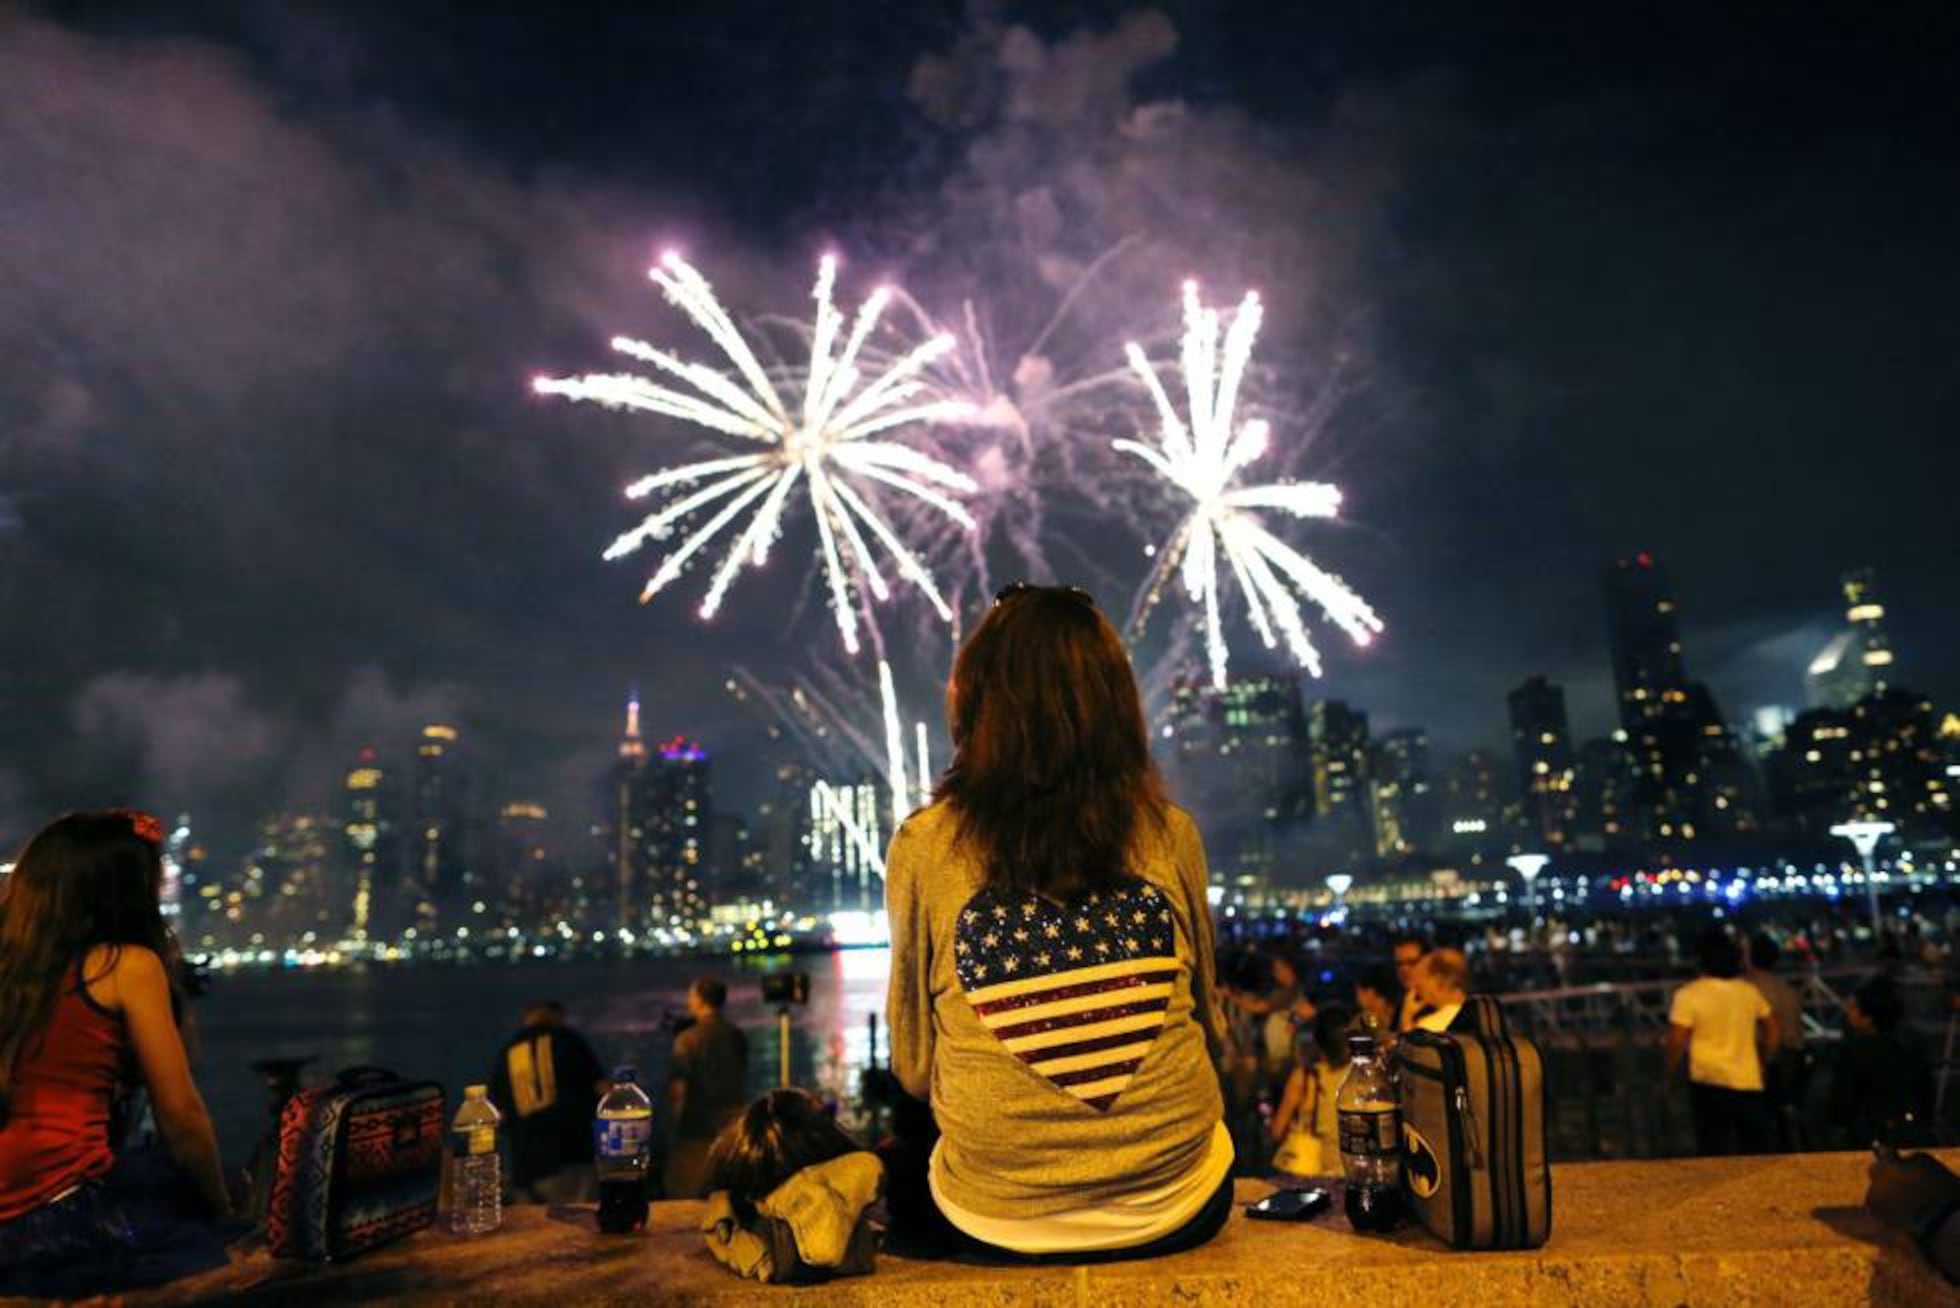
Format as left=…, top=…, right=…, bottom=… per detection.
left=0, top=811, right=232, bottom=1297
left=885, top=584, right=1233, bottom=1262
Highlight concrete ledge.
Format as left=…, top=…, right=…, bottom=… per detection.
left=99, top=1151, right=1960, bottom=1306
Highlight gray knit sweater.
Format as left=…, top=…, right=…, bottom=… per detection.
left=884, top=801, right=1225, bottom=1218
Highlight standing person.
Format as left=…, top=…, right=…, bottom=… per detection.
left=1745, top=935, right=1808, bottom=1148
left=1392, top=934, right=1432, bottom=1032
left=1411, top=949, right=1470, bottom=1033
left=0, top=811, right=232, bottom=1298
left=885, top=584, right=1233, bottom=1262
left=487, top=1000, right=607, bottom=1203
left=664, top=976, right=749, bottom=1198
left=1665, top=930, right=1781, bottom=1156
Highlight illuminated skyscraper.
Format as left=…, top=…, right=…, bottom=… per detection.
left=1308, top=699, right=1374, bottom=864
left=407, top=723, right=471, bottom=937
left=606, top=688, right=649, bottom=933
left=1806, top=568, right=1896, bottom=710
left=1371, top=728, right=1438, bottom=857
left=1167, top=673, right=1312, bottom=892
left=1603, top=554, right=1716, bottom=843
left=1574, top=736, right=1639, bottom=851
left=245, top=813, right=336, bottom=944
left=603, top=689, right=713, bottom=933
left=1604, top=553, right=1685, bottom=728
left=1848, top=689, right=1954, bottom=841
left=643, top=738, right=712, bottom=927
left=342, top=747, right=398, bottom=942
left=493, top=801, right=551, bottom=908
left=1507, top=676, right=1577, bottom=848
left=1441, top=749, right=1513, bottom=857
left=806, top=777, right=883, bottom=913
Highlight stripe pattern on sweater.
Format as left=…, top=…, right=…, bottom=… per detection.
left=955, top=881, right=1179, bottom=1111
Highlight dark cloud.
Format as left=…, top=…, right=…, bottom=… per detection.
left=71, top=671, right=284, bottom=815
left=2, top=1, right=1956, bottom=854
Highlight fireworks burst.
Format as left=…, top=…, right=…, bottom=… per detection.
left=1118, top=280, right=1382, bottom=688
left=534, top=252, right=977, bottom=655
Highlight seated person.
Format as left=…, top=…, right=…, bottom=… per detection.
left=885, top=587, right=1234, bottom=1262
left=1830, top=975, right=1934, bottom=1148
left=700, top=1088, right=881, bottom=1284
left=1269, top=1004, right=1352, bottom=1176
left=0, top=811, right=232, bottom=1298
left=1352, top=964, right=1400, bottom=1036
left=488, top=999, right=608, bottom=1202
left=1411, top=949, right=1470, bottom=1033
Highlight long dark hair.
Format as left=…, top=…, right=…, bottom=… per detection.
left=935, top=585, right=1167, bottom=898
left=707, top=1088, right=862, bottom=1221
left=0, top=811, right=180, bottom=1124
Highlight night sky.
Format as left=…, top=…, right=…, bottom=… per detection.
left=3, top=1, right=1956, bottom=858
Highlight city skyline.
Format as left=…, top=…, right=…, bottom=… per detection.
left=1, top=544, right=1946, bottom=869
left=112, top=549, right=1956, bottom=953
left=4, top=4, right=1958, bottom=858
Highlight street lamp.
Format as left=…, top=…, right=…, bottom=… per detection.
left=1506, top=852, right=1550, bottom=919
left=1325, top=872, right=1354, bottom=901
left=1831, top=819, right=1896, bottom=942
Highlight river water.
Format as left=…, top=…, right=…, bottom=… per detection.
left=188, top=949, right=894, bottom=1164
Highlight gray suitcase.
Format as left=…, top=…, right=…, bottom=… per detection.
left=1396, top=995, right=1552, bottom=1249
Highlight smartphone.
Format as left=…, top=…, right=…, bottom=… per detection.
left=1244, top=1187, right=1332, bottom=1222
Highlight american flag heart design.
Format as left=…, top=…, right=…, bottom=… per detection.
left=955, top=880, right=1180, bottom=1111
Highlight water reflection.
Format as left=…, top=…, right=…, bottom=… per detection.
left=191, top=950, right=894, bottom=1162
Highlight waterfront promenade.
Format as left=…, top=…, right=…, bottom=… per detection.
left=96, top=1150, right=1959, bottom=1307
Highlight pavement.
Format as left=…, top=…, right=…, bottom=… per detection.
left=72, top=1150, right=1960, bottom=1305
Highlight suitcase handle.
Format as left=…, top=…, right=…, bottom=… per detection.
left=1463, top=994, right=1510, bottom=1038
left=335, top=1064, right=401, bottom=1087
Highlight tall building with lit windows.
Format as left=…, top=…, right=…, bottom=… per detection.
left=604, top=687, right=713, bottom=933
left=1441, top=749, right=1513, bottom=859
left=1507, top=676, right=1578, bottom=848
left=342, top=747, right=399, bottom=942
left=1308, top=699, right=1374, bottom=864
left=605, top=689, right=649, bottom=933
left=1574, top=736, right=1639, bottom=851
left=407, top=723, right=470, bottom=937
left=1604, top=554, right=1711, bottom=844
left=806, top=778, right=884, bottom=914
left=1167, top=673, right=1312, bottom=892
left=642, top=738, right=712, bottom=927
left=1806, top=568, right=1896, bottom=710
left=1371, top=728, right=1438, bottom=857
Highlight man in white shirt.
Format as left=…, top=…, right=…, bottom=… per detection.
left=1666, top=930, right=1781, bottom=1156
left=1412, top=949, right=1469, bottom=1034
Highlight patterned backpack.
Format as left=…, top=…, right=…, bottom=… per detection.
left=267, top=1066, right=446, bottom=1261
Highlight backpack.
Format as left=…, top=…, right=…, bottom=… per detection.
left=1395, top=996, right=1551, bottom=1250
left=267, top=1066, right=446, bottom=1261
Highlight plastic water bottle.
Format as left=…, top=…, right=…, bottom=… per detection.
left=594, top=1066, right=653, bottom=1234
left=448, top=1084, right=503, bottom=1237
left=1336, top=1034, right=1403, bottom=1232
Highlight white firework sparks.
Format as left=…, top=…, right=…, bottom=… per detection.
left=1117, top=280, right=1383, bottom=689
left=534, top=252, right=977, bottom=655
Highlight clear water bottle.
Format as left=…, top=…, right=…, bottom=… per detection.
left=1335, top=1034, right=1402, bottom=1232
left=594, top=1066, right=653, bottom=1234
left=449, top=1084, right=503, bottom=1237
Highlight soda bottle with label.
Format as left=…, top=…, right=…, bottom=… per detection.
left=1335, top=1033, right=1402, bottom=1232
left=594, top=1066, right=653, bottom=1234
left=448, top=1084, right=503, bottom=1237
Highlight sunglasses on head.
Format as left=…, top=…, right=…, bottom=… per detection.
left=993, top=582, right=1097, bottom=608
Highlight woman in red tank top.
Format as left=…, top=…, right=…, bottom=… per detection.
left=0, top=811, right=232, bottom=1296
